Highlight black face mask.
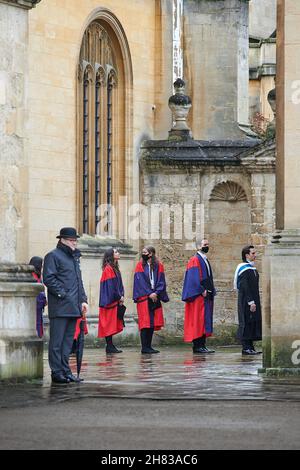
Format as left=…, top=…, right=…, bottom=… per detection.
left=142, top=254, right=150, bottom=262
left=201, top=246, right=209, bottom=254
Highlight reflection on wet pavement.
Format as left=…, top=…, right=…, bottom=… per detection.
left=1, top=347, right=300, bottom=408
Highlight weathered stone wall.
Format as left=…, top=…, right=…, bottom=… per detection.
left=0, top=3, right=28, bottom=262
left=183, top=0, right=249, bottom=140
left=249, top=0, right=276, bottom=39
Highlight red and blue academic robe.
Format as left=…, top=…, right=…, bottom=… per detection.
left=32, top=273, right=47, bottom=338
left=133, top=260, right=169, bottom=331
left=182, top=253, right=214, bottom=342
left=98, top=265, right=124, bottom=338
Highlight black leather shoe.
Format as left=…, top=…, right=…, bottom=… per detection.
left=141, top=348, right=154, bottom=354
left=203, top=347, right=215, bottom=354
left=242, top=349, right=257, bottom=355
left=106, top=346, right=123, bottom=354
left=65, top=373, right=82, bottom=383
left=250, top=349, right=262, bottom=355
left=149, top=348, right=160, bottom=353
left=51, top=374, right=70, bottom=384
left=193, top=347, right=208, bottom=354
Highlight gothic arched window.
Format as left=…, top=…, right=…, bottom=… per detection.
left=77, top=20, right=125, bottom=236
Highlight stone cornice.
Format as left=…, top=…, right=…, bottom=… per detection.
left=0, top=0, right=41, bottom=9
left=239, top=138, right=276, bottom=172
left=249, top=64, right=276, bottom=79
left=140, top=139, right=261, bottom=169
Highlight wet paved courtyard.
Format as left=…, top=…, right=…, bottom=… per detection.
left=1, top=346, right=300, bottom=407
left=1, top=347, right=300, bottom=449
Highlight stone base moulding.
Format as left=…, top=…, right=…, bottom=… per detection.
left=258, top=367, right=300, bottom=377
left=0, top=337, right=43, bottom=381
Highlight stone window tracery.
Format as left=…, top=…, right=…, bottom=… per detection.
left=77, top=20, right=124, bottom=235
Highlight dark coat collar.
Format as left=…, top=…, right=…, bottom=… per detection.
left=57, top=241, right=81, bottom=258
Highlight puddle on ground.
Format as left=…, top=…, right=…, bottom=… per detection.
left=1, top=347, right=300, bottom=408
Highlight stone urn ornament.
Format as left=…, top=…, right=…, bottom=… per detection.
left=168, top=78, right=192, bottom=141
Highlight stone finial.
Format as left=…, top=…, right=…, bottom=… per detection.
left=168, top=78, right=192, bottom=141
left=266, top=87, right=276, bottom=139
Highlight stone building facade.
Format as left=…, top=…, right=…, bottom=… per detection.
left=0, top=0, right=277, bottom=356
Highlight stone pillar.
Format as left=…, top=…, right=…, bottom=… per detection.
left=0, top=264, right=43, bottom=380
left=262, top=0, right=300, bottom=376
left=183, top=0, right=250, bottom=140
left=0, top=0, right=43, bottom=381
left=154, top=0, right=173, bottom=139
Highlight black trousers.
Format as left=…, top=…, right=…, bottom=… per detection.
left=242, top=339, right=254, bottom=350
left=141, top=328, right=154, bottom=349
left=48, top=317, right=77, bottom=376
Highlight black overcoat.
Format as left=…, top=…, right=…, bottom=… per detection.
left=237, top=269, right=262, bottom=341
left=43, top=243, right=87, bottom=319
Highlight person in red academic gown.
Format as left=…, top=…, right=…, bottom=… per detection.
left=98, top=248, right=125, bottom=353
left=133, top=245, right=169, bottom=354
left=182, top=239, right=216, bottom=353
left=29, top=256, right=47, bottom=338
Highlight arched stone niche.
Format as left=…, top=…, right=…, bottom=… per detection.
left=207, top=180, right=251, bottom=283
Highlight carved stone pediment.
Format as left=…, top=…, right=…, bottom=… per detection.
left=0, top=0, right=41, bottom=9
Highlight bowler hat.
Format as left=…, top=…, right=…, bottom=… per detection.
left=56, top=227, right=80, bottom=239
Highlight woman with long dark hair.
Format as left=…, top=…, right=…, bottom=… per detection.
left=98, top=248, right=125, bottom=353
left=133, top=246, right=169, bottom=354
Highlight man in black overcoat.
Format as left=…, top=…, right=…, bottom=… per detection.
left=43, top=227, right=88, bottom=383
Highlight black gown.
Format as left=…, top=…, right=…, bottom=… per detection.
left=237, top=268, right=262, bottom=341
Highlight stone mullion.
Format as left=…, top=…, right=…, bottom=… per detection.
left=111, top=80, right=119, bottom=237
left=88, top=72, right=95, bottom=235
left=94, top=73, right=102, bottom=234
left=101, top=73, right=109, bottom=233
left=106, top=78, right=113, bottom=234
left=77, top=65, right=84, bottom=234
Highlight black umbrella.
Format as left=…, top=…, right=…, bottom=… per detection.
left=74, top=319, right=85, bottom=380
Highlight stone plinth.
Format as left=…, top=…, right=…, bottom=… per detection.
left=0, top=264, right=44, bottom=381
left=261, top=230, right=300, bottom=376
